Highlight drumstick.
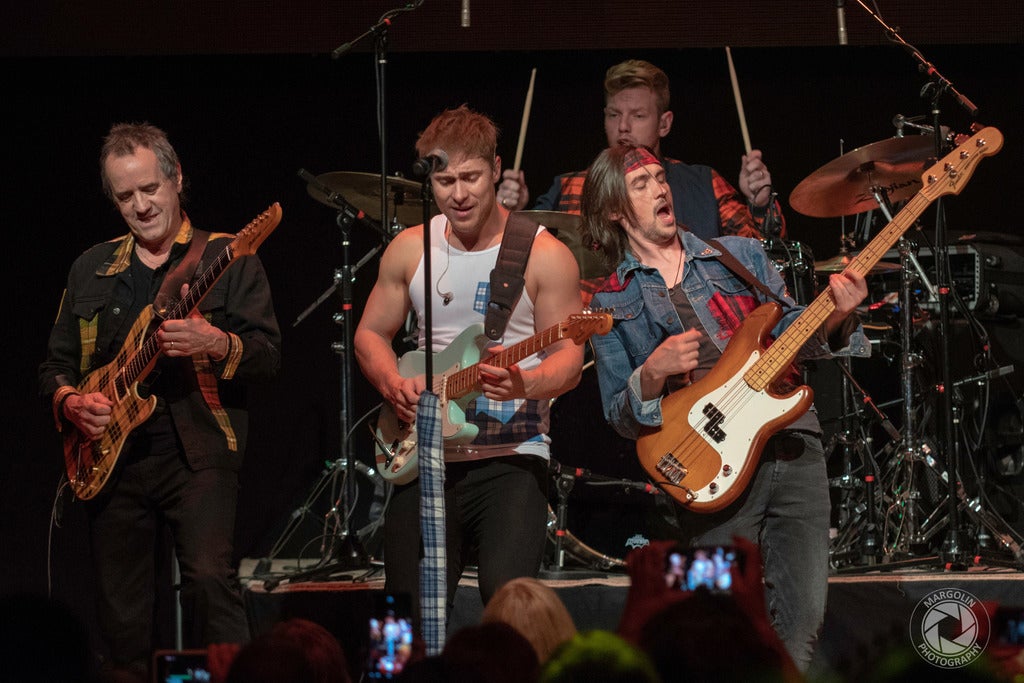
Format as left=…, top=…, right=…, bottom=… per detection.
left=513, top=68, right=536, bottom=172
left=725, top=47, right=752, bottom=155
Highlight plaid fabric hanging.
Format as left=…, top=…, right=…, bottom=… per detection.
left=417, top=391, right=446, bottom=655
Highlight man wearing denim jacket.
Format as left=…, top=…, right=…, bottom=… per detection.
left=579, top=144, right=870, bottom=671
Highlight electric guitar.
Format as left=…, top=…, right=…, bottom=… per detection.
left=636, top=127, right=1003, bottom=513
left=373, top=311, right=613, bottom=484
left=63, top=203, right=282, bottom=500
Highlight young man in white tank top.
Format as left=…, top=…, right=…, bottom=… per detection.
left=354, top=105, right=584, bottom=629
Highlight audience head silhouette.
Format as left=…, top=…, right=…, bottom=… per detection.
left=639, top=590, right=788, bottom=683
left=441, top=621, right=540, bottom=683
left=482, top=577, right=578, bottom=664
left=540, top=630, right=660, bottom=683
left=226, top=617, right=350, bottom=683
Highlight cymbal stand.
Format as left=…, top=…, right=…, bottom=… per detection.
left=826, top=355, right=880, bottom=569
left=879, top=233, right=936, bottom=560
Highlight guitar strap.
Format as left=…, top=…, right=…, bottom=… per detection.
left=153, top=229, right=211, bottom=319
left=484, top=212, right=539, bottom=341
left=707, top=238, right=789, bottom=308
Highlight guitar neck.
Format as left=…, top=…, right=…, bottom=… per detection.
left=122, top=246, right=236, bottom=389
left=749, top=189, right=934, bottom=390
left=445, top=321, right=568, bottom=399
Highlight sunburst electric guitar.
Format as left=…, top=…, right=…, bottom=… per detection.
left=63, top=203, right=282, bottom=500
left=637, top=127, right=1003, bottom=513
left=373, top=311, right=613, bottom=484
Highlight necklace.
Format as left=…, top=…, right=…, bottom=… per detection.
left=667, top=237, right=684, bottom=289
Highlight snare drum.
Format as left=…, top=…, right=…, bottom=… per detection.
left=762, top=239, right=816, bottom=305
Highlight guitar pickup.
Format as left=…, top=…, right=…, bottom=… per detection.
left=700, top=402, right=727, bottom=443
left=656, top=453, right=688, bottom=485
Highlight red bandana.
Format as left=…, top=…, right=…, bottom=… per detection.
left=623, top=147, right=660, bottom=174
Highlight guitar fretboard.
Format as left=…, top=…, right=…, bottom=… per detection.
left=441, top=321, right=569, bottom=399
left=116, top=246, right=236, bottom=394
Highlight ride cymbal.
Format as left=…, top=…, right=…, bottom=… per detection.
left=790, top=136, right=938, bottom=218
left=307, top=171, right=439, bottom=228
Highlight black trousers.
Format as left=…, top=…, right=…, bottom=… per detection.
left=382, top=454, right=549, bottom=630
left=87, top=448, right=250, bottom=672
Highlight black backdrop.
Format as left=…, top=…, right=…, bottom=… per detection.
left=3, top=39, right=1023, bottom=650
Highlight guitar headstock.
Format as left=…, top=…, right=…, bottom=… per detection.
left=919, top=127, right=1003, bottom=202
left=565, top=309, right=614, bottom=343
left=232, top=203, right=283, bottom=256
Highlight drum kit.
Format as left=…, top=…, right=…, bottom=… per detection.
left=270, top=121, right=1017, bottom=579
left=788, top=127, right=1022, bottom=571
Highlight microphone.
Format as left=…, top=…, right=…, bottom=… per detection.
left=836, top=0, right=848, bottom=45
left=412, top=149, right=449, bottom=178
left=461, top=0, right=470, bottom=27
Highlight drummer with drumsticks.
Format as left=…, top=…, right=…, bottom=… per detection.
left=498, top=59, right=783, bottom=245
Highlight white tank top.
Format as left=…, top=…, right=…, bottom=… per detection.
left=408, top=214, right=550, bottom=461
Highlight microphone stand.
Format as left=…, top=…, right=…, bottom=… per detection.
left=268, top=3, right=426, bottom=586
left=331, top=1, right=424, bottom=237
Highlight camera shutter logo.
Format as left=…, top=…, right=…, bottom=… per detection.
left=909, top=588, right=989, bottom=668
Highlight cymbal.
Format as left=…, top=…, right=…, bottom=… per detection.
left=517, top=210, right=613, bottom=280
left=789, top=136, right=937, bottom=218
left=814, top=252, right=902, bottom=275
left=516, top=210, right=582, bottom=233
left=307, top=171, right=438, bottom=227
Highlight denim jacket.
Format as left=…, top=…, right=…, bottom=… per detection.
left=589, top=231, right=870, bottom=440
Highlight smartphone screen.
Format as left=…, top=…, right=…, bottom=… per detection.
left=151, top=649, right=211, bottom=683
left=993, top=606, right=1024, bottom=646
left=664, top=545, right=741, bottom=592
left=364, top=592, right=414, bottom=680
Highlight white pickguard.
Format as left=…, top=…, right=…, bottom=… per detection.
left=685, top=350, right=806, bottom=503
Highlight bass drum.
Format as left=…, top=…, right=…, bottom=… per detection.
left=762, top=239, right=816, bottom=305
left=547, top=359, right=681, bottom=570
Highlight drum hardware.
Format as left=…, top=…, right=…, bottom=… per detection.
left=541, top=458, right=662, bottom=575
left=305, top=170, right=439, bottom=233
left=762, top=237, right=816, bottom=306
left=825, top=355, right=899, bottom=569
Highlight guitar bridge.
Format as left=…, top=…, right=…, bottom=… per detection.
left=656, top=453, right=688, bottom=485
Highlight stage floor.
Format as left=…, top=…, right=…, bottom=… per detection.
left=240, top=558, right=1024, bottom=681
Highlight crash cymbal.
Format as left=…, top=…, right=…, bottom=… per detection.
left=789, top=136, right=937, bottom=218
left=307, top=171, right=438, bottom=227
left=814, top=252, right=903, bottom=275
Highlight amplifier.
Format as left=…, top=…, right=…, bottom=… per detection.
left=878, top=244, right=982, bottom=313
left=877, top=239, right=1024, bottom=316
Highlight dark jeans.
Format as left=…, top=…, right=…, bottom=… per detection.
left=673, top=432, right=830, bottom=671
left=383, top=454, right=549, bottom=630
left=87, top=449, right=250, bottom=672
